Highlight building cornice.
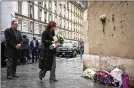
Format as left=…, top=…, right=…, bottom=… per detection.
left=15, top=13, right=47, bottom=25
left=69, top=1, right=84, bottom=12
left=28, top=1, right=83, bottom=27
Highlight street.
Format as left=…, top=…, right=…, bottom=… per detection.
left=1, top=55, right=116, bottom=88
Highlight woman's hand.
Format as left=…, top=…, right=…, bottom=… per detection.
left=52, top=41, right=57, bottom=44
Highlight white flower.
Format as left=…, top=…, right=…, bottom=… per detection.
left=49, top=44, right=56, bottom=49
left=53, top=36, right=58, bottom=41
left=49, top=31, right=64, bottom=49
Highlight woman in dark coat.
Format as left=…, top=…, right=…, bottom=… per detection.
left=39, top=21, right=58, bottom=82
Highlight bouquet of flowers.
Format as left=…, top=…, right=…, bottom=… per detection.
left=49, top=32, right=64, bottom=49
left=99, top=15, right=106, bottom=25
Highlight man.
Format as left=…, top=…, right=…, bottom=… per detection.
left=4, top=20, right=22, bottom=79
left=30, top=37, right=39, bottom=63
left=20, top=35, right=29, bottom=64
left=80, top=42, right=84, bottom=59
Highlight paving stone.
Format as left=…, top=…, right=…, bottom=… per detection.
left=1, top=55, right=117, bottom=88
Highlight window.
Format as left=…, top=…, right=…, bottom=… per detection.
left=55, top=10, right=57, bottom=14
left=64, top=20, right=65, bottom=29
left=60, top=18, right=61, bottom=27
left=30, top=22, right=33, bottom=33
left=64, top=5, right=66, bottom=9
left=38, top=1, right=43, bottom=6
left=49, top=1, right=52, bottom=9
left=71, top=13, right=72, bottom=21
left=43, top=25, right=46, bottom=32
left=39, top=8, right=42, bottom=21
left=30, top=3, right=33, bottom=18
left=71, top=24, right=72, bottom=31
left=55, top=1, right=57, bottom=6
left=49, top=14, right=52, bottom=21
left=68, top=22, right=69, bottom=29
left=18, top=1, right=22, bottom=14
left=67, top=1, right=69, bottom=7
left=54, top=15, right=57, bottom=22
left=44, top=11, right=47, bottom=23
left=39, top=24, right=42, bottom=33
left=44, top=1, right=46, bottom=8
left=67, top=11, right=69, bottom=19
left=55, top=1, right=57, bottom=13
left=60, top=6, right=62, bottom=14
left=60, top=13, right=61, bottom=17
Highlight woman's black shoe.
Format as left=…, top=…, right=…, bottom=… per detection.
left=12, top=74, right=19, bottom=78
left=49, top=79, right=58, bottom=82
left=39, top=77, right=42, bottom=81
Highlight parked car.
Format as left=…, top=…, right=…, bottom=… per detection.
left=56, top=43, right=77, bottom=57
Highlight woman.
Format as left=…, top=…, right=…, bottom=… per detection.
left=39, top=21, right=58, bottom=82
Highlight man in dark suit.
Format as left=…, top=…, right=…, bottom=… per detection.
left=4, top=20, right=22, bottom=79
left=30, top=37, right=39, bottom=63
left=20, top=35, right=29, bottom=64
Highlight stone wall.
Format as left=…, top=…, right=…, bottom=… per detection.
left=88, top=1, right=134, bottom=58
left=86, top=1, right=134, bottom=86
left=83, top=9, right=89, bottom=54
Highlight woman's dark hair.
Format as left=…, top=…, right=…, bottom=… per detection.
left=46, top=21, right=56, bottom=31
left=22, top=35, right=26, bottom=38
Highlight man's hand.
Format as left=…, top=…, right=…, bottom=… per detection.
left=16, top=44, right=21, bottom=49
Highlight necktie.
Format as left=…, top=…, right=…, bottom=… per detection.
left=13, top=30, right=18, bottom=41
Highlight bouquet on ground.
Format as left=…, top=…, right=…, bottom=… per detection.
left=49, top=32, right=64, bottom=49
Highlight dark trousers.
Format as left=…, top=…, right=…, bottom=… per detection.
left=6, top=57, right=18, bottom=77
left=39, top=54, right=56, bottom=80
left=20, top=49, right=29, bottom=64
left=1, top=43, right=6, bottom=67
left=37, top=48, right=41, bottom=59
left=80, top=50, right=84, bottom=59
left=32, top=47, right=37, bottom=63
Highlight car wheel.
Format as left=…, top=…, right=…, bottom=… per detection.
left=70, top=53, right=73, bottom=58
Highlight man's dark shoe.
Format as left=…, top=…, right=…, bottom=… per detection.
left=39, top=75, right=42, bottom=81
left=49, top=79, right=58, bottom=82
left=12, top=74, right=19, bottom=78
left=7, top=76, right=13, bottom=80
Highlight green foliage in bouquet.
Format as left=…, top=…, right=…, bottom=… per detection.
left=100, top=19, right=106, bottom=25
left=56, top=35, right=64, bottom=44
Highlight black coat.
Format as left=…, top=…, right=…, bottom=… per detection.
left=39, top=29, right=55, bottom=70
left=21, top=38, right=29, bottom=49
left=30, top=40, right=39, bottom=50
left=4, top=28, right=22, bottom=58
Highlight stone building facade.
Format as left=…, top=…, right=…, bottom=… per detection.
left=1, top=1, right=84, bottom=43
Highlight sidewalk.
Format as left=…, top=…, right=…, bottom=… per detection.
left=1, top=56, right=116, bottom=88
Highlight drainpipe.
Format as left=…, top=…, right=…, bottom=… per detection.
left=33, top=2, right=34, bottom=37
